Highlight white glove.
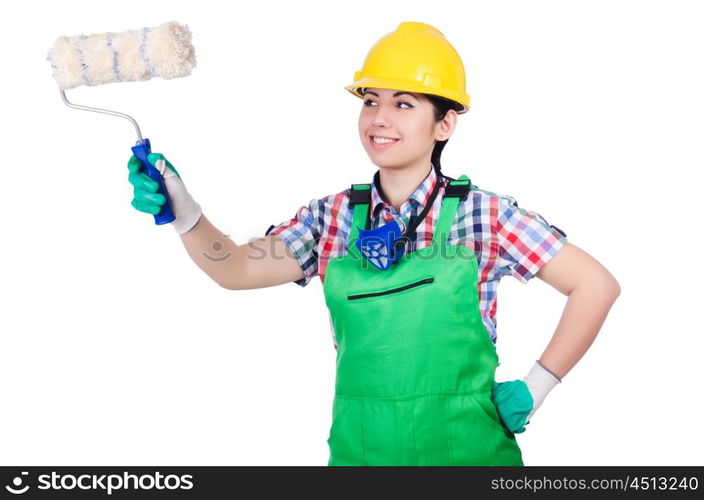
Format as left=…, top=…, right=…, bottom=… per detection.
left=150, top=154, right=202, bottom=234
left=128, top=152, right=202, bottom=234
left=523, top=360, right=562, bottom=423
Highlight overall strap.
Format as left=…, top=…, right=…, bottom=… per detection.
left=433, top=175, right=472, bottom=245
left=348, top=183, right=371, bottom=244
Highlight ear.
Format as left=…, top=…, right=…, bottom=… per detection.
left=434, top=109, right=458, bottom=141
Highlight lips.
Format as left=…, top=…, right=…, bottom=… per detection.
left=369, top=135, right=401, bottom=150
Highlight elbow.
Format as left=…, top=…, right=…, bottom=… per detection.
left=218, top=281, right=234, bottom=291
left=594, top=263, right=621, bottom=301
left=597, top=275, right=621, bottom=303
left=215, top=277, right=238, bottom=291
left=571, top=272, right=621, bottom=302
left=604, top=268, right=621, bottom=300
left=218, top=280, right=245, bottom=291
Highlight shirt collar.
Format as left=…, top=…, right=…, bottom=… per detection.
left=370, top=164, right=442, bottom=218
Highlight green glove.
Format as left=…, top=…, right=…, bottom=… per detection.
left=491, top=380, right=534, bottom=434
left=127, top=153, right=202, bottom=234
left=492, top=361, right=562, bottom=433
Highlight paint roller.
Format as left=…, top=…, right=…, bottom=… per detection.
left=46, top=20, right=197, bottom=225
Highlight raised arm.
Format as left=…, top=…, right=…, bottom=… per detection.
left=179, top=214, right=305, bottom=290
left=127, top=152, right=306, bottom=290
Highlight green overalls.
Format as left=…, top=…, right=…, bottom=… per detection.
left=322, top=175, right=524, bottom=466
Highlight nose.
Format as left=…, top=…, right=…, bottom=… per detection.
left=371, top=103, right=393, bottom=128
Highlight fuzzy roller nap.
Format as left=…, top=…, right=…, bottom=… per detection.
left=47, top=20, right=197, bottom=225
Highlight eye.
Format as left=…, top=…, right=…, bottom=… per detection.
left=363, top=99, right=414, bottom=109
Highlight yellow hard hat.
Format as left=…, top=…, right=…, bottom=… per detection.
left=345, top=22, right=470, bottom=114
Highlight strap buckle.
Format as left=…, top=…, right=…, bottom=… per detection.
left=443, top=180, right=471, bottom=201
left=349, top=184, right=371, bottom=206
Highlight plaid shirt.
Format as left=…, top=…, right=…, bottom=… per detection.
left=266, top=165, right=568, bottom=348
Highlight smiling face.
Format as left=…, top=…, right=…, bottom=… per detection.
left=358, top=87, right=456, bottom=172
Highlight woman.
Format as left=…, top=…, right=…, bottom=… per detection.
left=127, top=22, right=621, bottom=465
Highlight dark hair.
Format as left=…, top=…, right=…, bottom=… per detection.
left=421, top=93, right=464, bottom=177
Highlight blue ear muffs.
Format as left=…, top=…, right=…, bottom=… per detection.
left=355, top=167, right=445, bottom=271
left=355, top=220, right=407, bottom=271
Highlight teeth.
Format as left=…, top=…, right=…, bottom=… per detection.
left=373, top=136, right=398, bottom=144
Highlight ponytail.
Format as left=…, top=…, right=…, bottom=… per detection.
left=423, top=93, right=463, bottom=179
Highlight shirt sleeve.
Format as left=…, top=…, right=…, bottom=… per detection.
left=265, top=199, right=321, bottom=288
left=494, top=194, right=568, bottom=284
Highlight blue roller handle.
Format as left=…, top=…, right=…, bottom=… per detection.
left=131, top=138, right=176, bottom=225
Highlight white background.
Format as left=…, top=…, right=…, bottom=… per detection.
left=1, top=0, right=702, bottom=466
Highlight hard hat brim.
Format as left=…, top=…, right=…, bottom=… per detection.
left=344, top=76, right=469, bottom=114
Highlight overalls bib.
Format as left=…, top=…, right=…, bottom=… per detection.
left=322, top=175, right=524, bottom=466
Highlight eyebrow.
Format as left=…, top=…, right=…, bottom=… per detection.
left=363, top=90, right=418, bottom=100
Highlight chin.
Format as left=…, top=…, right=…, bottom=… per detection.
left=365, top=152, right=399, bottom=167
left=369, top=159, right=396, bottom=169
